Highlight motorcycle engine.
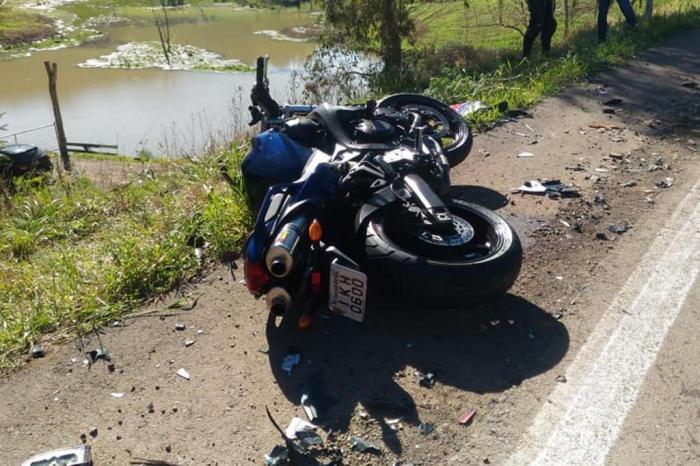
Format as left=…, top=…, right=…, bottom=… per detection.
left=353, top=119, right=396, bottom=143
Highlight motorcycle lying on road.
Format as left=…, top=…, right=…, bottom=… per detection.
left=242, top=56, right=522, bottom=327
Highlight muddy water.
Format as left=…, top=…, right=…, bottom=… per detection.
left=0, top=8, right=317, bottom=156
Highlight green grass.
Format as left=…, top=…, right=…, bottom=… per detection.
left=0, top=148, right=252, bottom=368
left=412, top=1, right=700, bottom=129
left=0, top=6, right=54, bottom=47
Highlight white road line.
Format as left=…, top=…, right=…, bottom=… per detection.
left=507, top=176, right=700, bottom=466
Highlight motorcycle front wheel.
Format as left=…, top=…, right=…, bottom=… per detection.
left=363, top=198, right=522, bottom=306
left=377, top=94, right=472, bottom=167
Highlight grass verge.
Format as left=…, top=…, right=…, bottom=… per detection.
left=422, top=5, right=700, bottom=129
left=0, top=148, right=252, bottom=368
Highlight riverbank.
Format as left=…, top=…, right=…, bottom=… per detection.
left=0, top=0, right=316, bottom=60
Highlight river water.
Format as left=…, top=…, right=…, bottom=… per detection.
left=0, top=8, right=317, bottom=156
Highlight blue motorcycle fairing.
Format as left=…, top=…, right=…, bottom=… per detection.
left=243, top=130, right=312, bottom=183
left=246, top=162, right=341, bottom=265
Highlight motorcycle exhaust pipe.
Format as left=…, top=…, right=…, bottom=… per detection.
left=266, top=287, right=292, bottom=316
left=266, top=216, right=309, bottom=278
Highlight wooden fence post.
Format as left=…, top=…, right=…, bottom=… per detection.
left=44, top=61, right=70, bottom=171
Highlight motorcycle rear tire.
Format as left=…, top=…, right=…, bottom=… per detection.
left=363, top=198, right=522, bottom=306
left=377, top=94, right=472, bottom=167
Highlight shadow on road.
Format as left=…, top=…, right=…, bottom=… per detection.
left=266, top=294, right=568, bottom=454
left=449, top=184, right=509, bottom=210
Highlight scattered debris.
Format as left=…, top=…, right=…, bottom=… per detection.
left=622, top=180, right=637, bottom=188
left=21, top=446, right=92, bottom=466
left=88, top=427, right=98, bottom=438
left=656, top=177, right=674, bottom=188
left=603, top=98, right=623, bottom=106
left=416, top=371, right=436, bottom=388
left=589, top=123, right=622, bottom=130
left=596, top=232, right=609, bottom=241
left=184, top=340, right=195, bottom=347
left=31, top=344, right=45, bottom=359
left=176, top=368, right=190, bottom=380
left=602, top=108, right=616, bottom=114
left=451, top=100, right=488, bottom=117
left=111, top=392, right=125, bottom=398
left=512, top=179, right=580, bottom=198
left=88, top=347, right=111, bottom=363
left=517, top=151, right=535, bottom=158
left=556, top=375, right=568, bottom=383
left=459, top=409, right=477, bottom=426
left=300, top=393, right=319, bottom=422
left=281, top=350, right=301, bottom=375
left=350, top=436, right=381, bottom=454
left=418, top=422, right=434, bottom=435
left=608, top=152, right=624, bottom=160
left=297, top=431, right=323, bottom=449
left=608, top=221, right=630, bottom=234
left=264, top=445, right=289, bottom=466
left=284, top=416, right=317, bottom=440
left=175, top=323, right=186, bottom=331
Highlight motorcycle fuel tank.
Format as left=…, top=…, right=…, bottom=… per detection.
left=242, top=130, right=312, bottom=207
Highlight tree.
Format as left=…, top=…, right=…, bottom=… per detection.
left=321, top=0, right=415, bottom=77
left=644, top=0, right=653, bottom=20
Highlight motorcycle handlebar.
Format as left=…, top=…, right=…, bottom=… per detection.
left=256, top=56, right=266, bottom=88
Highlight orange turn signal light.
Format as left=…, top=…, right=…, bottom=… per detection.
left=309, top=219, right=323, bottom=242
left=298, top=314, right=312, bottom=331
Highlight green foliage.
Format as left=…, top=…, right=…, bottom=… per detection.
left=0, top=6, right=54, bottom=47
left=321, top=0, right=415, bottom=74
left=423, top=4, right=700, bottom=129
left=0, top=148, right=251, bottom=368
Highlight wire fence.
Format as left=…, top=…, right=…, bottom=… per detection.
left=1, top=122, right=58, bottom=151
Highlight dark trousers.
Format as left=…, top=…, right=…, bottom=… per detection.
left=598, top=0, right=638, bottom=41
left=523, top=0, right=557, bottom=57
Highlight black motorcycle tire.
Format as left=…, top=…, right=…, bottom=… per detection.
left=377, top=94, right=472, bottom=167
left=363, top=198, right=522, bottom=306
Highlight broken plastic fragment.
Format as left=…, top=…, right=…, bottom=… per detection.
left=459, top=409, right=477, bottom=425
left=21, top=445, right=92, bottom=466
left=264, top=445, right=288, bottom=466
left=297, top=431, right=323, bottom=448
left=608, top=222, right=630, bottom=234
left=88, top=347, right=111, bottom=363
left=450, top=101, right=487, bottom=116
left=284, top=416, right=317, bottom=440
left=418, top=422, right=434, bottom=435
left=513, top=179, right=579, bottom=198
left=281, top=352, right=301, bottom=375
left=517, top=151, right=535, bottom=158
left=300, top=393, right=318, bottom=422
left=176, top=368, right=190, bottom=380
left=416, top=371, right=436, bottom=388
left=350, top=436, right=381, bottom=454
left=111, top=392, right=125, bottom=398
left=31, top=344, right=45, bottom=359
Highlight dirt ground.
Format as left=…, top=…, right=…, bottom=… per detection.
left=1, top=30, right=699, bottom=465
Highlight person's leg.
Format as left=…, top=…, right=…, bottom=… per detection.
left=524, top=0, right=544, bottom=57
left=541, top=0, right=558, bottom=54
left=598, top=0, right=612, bottom=42
left=616, top=0, right=638, bottom=27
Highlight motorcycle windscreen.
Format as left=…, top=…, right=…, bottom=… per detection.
left=242, top=131, right=312, bottom=208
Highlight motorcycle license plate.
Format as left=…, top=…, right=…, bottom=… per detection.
left=329, top=260, right=367, bottom=322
